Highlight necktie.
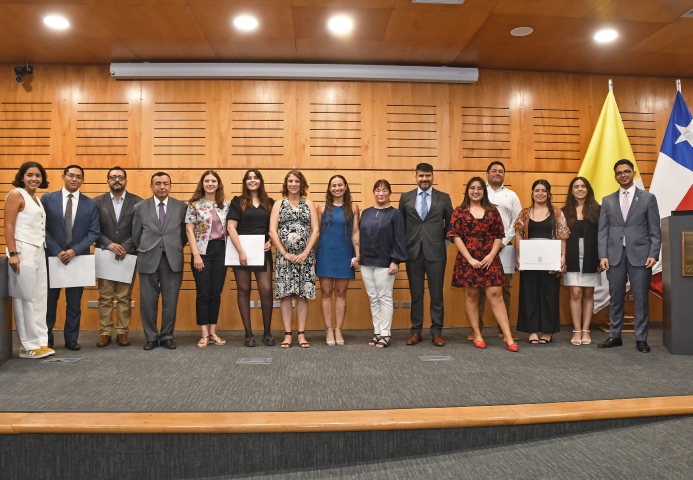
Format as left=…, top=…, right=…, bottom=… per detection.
left=420, top=191, right=428, bottom=220
left=65, top=193, right=73, bottom=245
left=159, top=201, right=166, bottom=229
left=621, top=191, right=629, bottom=245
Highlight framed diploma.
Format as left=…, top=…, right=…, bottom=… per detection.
left=519, top=239, right=561, bottom=271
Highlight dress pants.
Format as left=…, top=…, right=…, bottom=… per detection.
left=139, top=252, right=184, bottom=342
left=46, top=256, right=84, bottom=343
left=477, top=274, right=512, bottom=327
left=97, top=277, right=135, bottom=336
left=406, top=248, right=446, bottom=336
left=191, top=240, right=227, bottom=326
left=606, top=246, right=651, bottom=341
left=361, top=266, right=396, bottom=337
left=12, top=241, right=48, bottom=351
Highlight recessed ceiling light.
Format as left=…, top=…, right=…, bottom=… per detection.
left=328, top=15, right=353, bottom=35
left=594, top=29, right=618, bottom=43
left=43, top=15, right=69, bottom=30
left=510, top=27, right=533, bottom=37
left=233, top=14, right=258, bottom=32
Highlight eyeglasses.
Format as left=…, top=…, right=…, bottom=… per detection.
left=65, top=173, right=83, bottom=180
left=615, top=170, right=633, bottom=177
left=374, top=189, right=390, bottom=194
left=108, top=175, right=126, bottom=181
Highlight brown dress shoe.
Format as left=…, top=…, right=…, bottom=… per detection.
left=96, top=335, right=111, bottom=347
left=116, top=334, right=131, bottom=346
left=406, top=333, right=422, bottom=345
left=432, top=335, right=445, bottom=347
left=497, top=329, right=519, bottom=341
left=466, top=331, right=475, bottom=341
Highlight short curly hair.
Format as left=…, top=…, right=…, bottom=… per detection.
left=13, top=162, right=49, bottom=189
left=282, top=170, right=308, bottom=197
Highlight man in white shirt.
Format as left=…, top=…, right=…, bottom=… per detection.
left=469, top=161, right=521, bottom=341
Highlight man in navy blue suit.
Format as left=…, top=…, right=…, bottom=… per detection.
left=41, top=165, right=100, bottom=350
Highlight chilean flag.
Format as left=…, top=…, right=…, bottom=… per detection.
left=649, top=91, right=693, bottom=296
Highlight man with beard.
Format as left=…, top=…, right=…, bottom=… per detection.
left=94, top=167, right=142, bottom=347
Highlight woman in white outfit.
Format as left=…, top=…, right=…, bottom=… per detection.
left=4, top=162, right=54, bottom=359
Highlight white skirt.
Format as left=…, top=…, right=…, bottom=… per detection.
left=563, top=239, right=602, bottom=287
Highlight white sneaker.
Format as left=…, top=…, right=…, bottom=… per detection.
left=19, top=348, right=51, bottom=359
left=39, top=346, right=56, bottom=356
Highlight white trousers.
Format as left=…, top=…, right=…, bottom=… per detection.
left=12, top=241, right=48, bottom=351
left=361, top=266, right=396, bottom=337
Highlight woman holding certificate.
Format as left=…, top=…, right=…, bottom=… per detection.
left=4, top=162, right=54, bottom=359
left=186, top=170, right=229, bottom=348
left=316, top=175, right=360, bottom=346
left=514, top=179, right=570, bottom=344
left=227, top=169, right=275, bottom=347
left=562, top=177, right=601, bottom=346
left=269, top=170, right=320, bottom=349
left=447, top=177, right=519, bottom=352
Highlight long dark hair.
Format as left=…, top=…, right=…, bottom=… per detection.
left=240, top=169, right=272, bottom=212
left=531, top=179, right=556, bottom=237
left=189, top=170, right=225, bottom=207
left=322, top=175, right=354, bottom=237
left=460, top=176, right=495, bottom=211
left=563, top=176, right=600, bottom=227
left=13, top=161, right=49, bottom=189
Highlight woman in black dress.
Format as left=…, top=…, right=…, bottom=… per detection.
left=514, top=179, right=570, bottom=344
left=227, top=169, right=275, bottom=347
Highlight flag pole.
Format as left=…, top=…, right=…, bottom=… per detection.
left=677, top=79, right=681, bottom=92
left=608, top=79, right=613, bottom=91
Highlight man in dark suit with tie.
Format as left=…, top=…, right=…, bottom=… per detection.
left=94, top=167, right=143, bottom=348
left=598, top=159, right=661, bottom=353
left=41, top=165, right=100, bottom=350
left=398, top=163, right=454, bottom=347
left=132, top=172, right=187, bottom=350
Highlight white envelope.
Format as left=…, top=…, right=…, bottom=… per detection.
left=499, top=244, right=516, bottom=274
left=95, top=249, right=137, bottom=284
left=225, top=235, right=266, bottom=266
left=48, top=255, right=96, bottom=288
left=8, top=265, right=36, bottom=302
left=519, top=239, right=561, bottom=271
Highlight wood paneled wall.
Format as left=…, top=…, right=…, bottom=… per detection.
left=2, top=66, right=690, bottom=332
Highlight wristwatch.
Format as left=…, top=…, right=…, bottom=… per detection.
left=8, top=252, right=17, bottom=257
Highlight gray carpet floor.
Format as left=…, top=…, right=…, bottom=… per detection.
left=1, top=324, right=692, bottom=412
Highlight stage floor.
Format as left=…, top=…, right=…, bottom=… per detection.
left=1, top=324, right=692, bottom=412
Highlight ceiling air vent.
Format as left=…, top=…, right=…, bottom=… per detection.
left=682, top=8, right=693, bottom=17
left=413, top=0, right=464, bottom=4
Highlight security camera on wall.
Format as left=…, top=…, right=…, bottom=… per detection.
left=13, top=63, right=33, bottom=83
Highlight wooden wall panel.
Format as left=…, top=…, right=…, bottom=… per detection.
left=2, top=65, right=692, bottom=332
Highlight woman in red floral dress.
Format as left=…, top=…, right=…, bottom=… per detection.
left=448, top=177, right=519, bottom=352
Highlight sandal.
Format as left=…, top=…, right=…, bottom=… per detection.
left=571, top=330, right=582, bottom=346
left=297, top=331, right=310, bottom=348
left=280, top=331, right=292, bottom=348
left=197, top=336, right=209, bottom=349
left=538, top=335, right=553, bottom=344
left=375, top=336, right=391, bottom=348
left=581, top=329, right=592, bottom=345
left=208, top=334, right=226, bottom=346
left=368, top=334, right=381, bottom=347
left=335, top=328, right=345, bottom=346
left=325, top=327, right=335, bottom=346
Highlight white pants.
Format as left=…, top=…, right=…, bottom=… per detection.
left=12, top=241, right=48, bottom=351
left=361, top=266, right=396, bottom=337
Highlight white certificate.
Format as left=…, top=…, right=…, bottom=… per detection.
left=48, top=255, right=96, bottom=288
left=95, top=248, right=137, bottom=284
left=225, top=235, right=266, bottom=266
left=519, top=239, right=561, bottom=271
left=499, top=244, right=516, bottom=274
left=8, top=265, right=35, bottom=302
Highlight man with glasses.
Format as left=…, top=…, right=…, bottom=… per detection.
left=94, top=167, right=143, bottom=347
left=41, top=165, right=100, bottom=350
left=597, top=159, right=661, bottom=353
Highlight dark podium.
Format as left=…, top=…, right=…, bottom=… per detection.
left=0, top=256, right=11, bottom=366
left=662, top=213, right=693, bottom=355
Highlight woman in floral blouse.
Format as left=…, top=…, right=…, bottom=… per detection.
left=185, top=170, right=230, bottom=348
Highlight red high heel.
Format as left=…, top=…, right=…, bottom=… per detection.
left=473, top=339, right=486, bottom=349
left=505, top=341, right=519, bottom=352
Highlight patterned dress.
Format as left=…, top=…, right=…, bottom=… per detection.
left=447, top=206, right=506, bottom=288
left=275, top=198, right=316, bottom=299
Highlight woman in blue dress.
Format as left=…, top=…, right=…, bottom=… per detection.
left=316, top=175, right=360, bottom=346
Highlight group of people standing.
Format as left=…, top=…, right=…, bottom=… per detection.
left=4, top=158, right=660, bottom=358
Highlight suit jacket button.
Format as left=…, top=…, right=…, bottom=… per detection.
left=116, top=230, right=119, bottom=234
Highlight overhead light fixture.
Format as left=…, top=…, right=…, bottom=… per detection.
left=43, top=15, right=69, bottom=30
left=594, top=29, right=618, bottom=43
left=233, top=14, right=258, bottom=32
left=510, top=27, right=533, bottom=37
left=327, top=15, right=353, bottom=35
left=110, top=63, right=479, bottom=84
left=412, top=0, right=464, bottom=4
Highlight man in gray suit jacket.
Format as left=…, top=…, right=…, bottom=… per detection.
left=94, top=167, right=143, bottom=348
left=132, top=172, right=188, bottom=351
left=398, top=163, right=454, bottom=347
left=598, top=159, right=661, bottom=353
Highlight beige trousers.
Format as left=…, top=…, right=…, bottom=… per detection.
left=97, top=277, right=134, bottom=335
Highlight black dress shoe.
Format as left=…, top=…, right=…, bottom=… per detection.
left=597, top=337, right=623, bottom=348
left=160, top=339, right=176, bottom=350
left=143, top=341, right=158, bottom=351
left=65, top=341, right=81, bottom=351
left=636, top=340, right=651, bottom=353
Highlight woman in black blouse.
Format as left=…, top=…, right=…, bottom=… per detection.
left=227, top=169, right=275, bottom=347
left=359, top=179, right=407, bottom=348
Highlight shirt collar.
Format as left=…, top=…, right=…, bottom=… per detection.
left=155, top=196, right=169, bottom=207
left=62, top=187, right=80, bottom=198
left=486, top=183, right=505, bottom=192
left=620, top=185, right=636, bottom=196
left=110, top=190, right=126, bottom=202
left=417, top=187, right=433, bottom=196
